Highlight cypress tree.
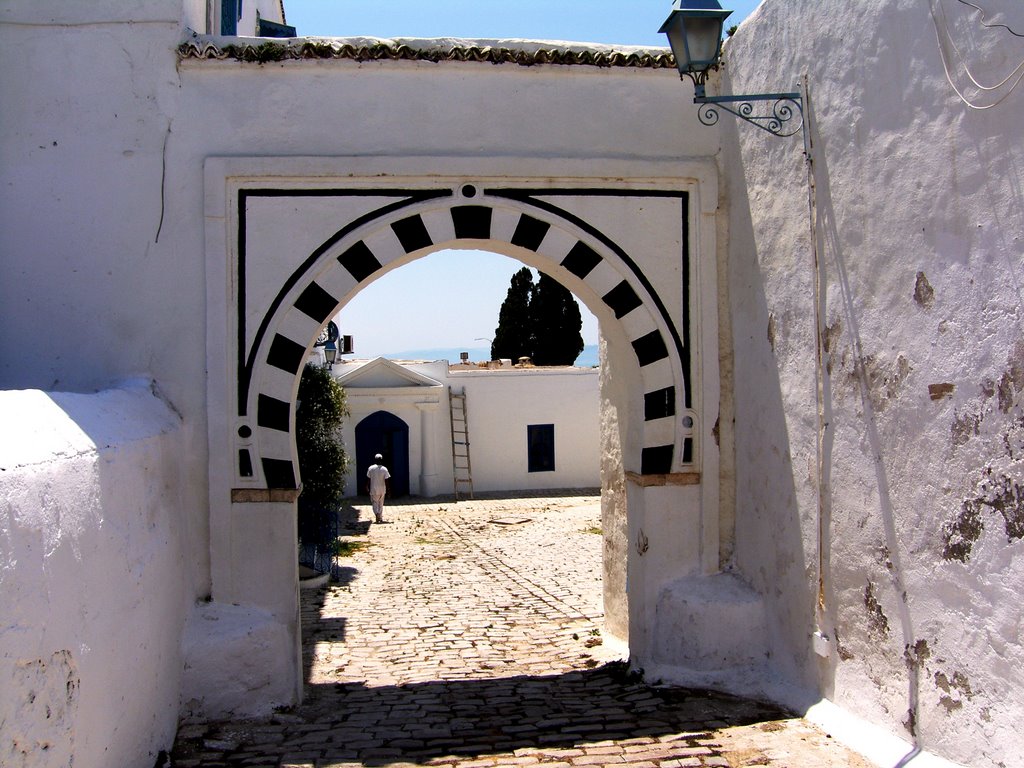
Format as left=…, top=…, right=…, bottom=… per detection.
left=530, top=272, right=584, bottom=365
left=491, top=266, right=535, bottom=362
left=491, top=268, right=584, bottom=365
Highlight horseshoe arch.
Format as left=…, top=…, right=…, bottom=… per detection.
left=232, top=183, right=699, bottom=492
left=203, top=157, right=722, bottom=710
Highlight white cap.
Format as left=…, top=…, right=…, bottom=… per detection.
left=375, top=453, right=382, bottom=460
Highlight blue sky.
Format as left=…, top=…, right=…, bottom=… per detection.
left=283, top=0, right=761, bottom=358
left=284, top=1, right=761, bottom=46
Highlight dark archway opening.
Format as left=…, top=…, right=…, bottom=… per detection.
left=354, top=410, right=411, bottom=497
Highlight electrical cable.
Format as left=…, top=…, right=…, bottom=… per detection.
left=940, top=0, right=1024, bottom=90
left=956, top=0, right=1024, bottom=38
left=930, top=0, right=1024, bottom=109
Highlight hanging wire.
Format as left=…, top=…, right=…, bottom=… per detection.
left=943, top=0, right=1024, bottom=90
left=957, top=0, right=1024, bottom=37
left=930, top=0, right=1024, bottom=109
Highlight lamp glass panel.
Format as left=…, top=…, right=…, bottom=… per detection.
left=685, top=17, right=723, bottom=65
left=665, top=17, right=694, bottom=71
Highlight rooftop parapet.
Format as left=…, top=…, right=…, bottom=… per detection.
left=178, top=32, right=675, bottom=70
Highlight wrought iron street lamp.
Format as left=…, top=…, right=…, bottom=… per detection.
left=323, top=340, right=338, bottom=369
left=315, top=320, right=340, bottom=369
left=659, top=0, right=732, bottom=97
left=660, top=0, right=805, bottom=139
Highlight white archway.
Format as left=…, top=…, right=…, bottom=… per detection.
left=203, top=156, right=721, bottom=713
left=241, top=185, right=695, bottom=490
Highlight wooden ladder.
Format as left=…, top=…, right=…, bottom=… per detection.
left=449, top=388, right=474, bottom=500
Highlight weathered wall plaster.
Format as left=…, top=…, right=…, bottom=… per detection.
left=724, top=1, right=1024, bottom=765
left=599, top=332, right=636, bottom=641
left=0, top=382, right=187, bottom=768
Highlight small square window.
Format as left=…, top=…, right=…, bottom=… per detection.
left=527, top=424, right=555, bottom=473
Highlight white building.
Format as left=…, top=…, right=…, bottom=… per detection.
left=333, top=357, right=600, bottom=497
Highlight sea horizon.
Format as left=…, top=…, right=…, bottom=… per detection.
left=344, top=343, right=600, bottom=368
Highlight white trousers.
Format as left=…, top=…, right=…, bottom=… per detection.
left=370, top=494, right=386, bottom=521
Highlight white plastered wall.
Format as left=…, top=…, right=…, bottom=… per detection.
left=445, top=366, right=601, bottom=492
left=0, top=383, right=187, bottom=768
left=723, top=1, right=1024, bottom=765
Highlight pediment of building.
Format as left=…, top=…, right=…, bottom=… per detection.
left=335, top=357, right=443, bottom=389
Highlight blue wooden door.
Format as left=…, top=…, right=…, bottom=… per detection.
left=355, top=411, right=410, bottom=497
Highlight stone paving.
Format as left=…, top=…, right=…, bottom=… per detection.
left=171, top=492, right=871, bottom=768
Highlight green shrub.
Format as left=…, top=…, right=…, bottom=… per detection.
left=296, top=363, right=350, bottom=565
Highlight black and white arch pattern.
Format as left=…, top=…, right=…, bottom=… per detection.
left=235, top=187, right=692, bottom=489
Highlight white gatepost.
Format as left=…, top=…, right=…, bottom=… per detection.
left=415, top=399, right=441, bottom=496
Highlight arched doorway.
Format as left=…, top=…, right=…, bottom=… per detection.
left=236, top=186, right=695, bottom=485
left=355, top=410, right=410, bottom=497
left=205, top=158, right=721, bottom=714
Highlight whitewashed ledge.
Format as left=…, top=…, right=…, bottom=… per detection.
left=299, top=565, right=330, bottom=590
left=177, top=31, right=675, bottom=69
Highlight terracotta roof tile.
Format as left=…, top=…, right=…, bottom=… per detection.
left=178, top=34, right=675, bottom=70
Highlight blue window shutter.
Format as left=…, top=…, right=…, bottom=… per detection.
left=221, top=0, right=238, bottom=35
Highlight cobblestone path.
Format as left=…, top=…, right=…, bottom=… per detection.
left=171, top=492, right=870, bottom=767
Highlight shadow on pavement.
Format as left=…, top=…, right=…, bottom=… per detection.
left=338, top=498, right=372, bottom=535
left=173, top=661, right=790, bottom=766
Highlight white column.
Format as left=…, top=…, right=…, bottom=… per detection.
left=415, top=399, right=441, bottom=496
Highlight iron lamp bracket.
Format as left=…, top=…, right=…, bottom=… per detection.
left=684, top=73, right=805, bottom=139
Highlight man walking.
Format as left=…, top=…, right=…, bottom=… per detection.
left=366, top=453, right=391, bottom=523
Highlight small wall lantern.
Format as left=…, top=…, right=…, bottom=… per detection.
left=314, top=320, right=341, bottom=369
left=660, top=0, right=806, bottom=139
left=659, top=0, right=733, bottom=97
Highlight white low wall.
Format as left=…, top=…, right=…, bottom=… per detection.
left=0, top=382, right=187, bottom=768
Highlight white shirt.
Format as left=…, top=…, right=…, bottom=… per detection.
left=367, top=463, right=391, bottom=496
